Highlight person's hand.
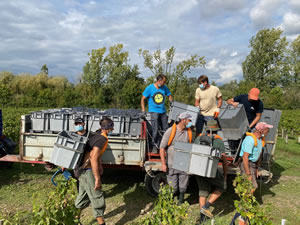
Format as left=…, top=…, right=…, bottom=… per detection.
left=247, top=174, right=252, bottom=181
left=170, top=101, right=174, bottom=108
left=61, top=167, right=65, bottom=172
left=140, top=111, right=147, bottom=119
left=232, top=102, right=239, bottom=108
left=214, top=111, right=219, bottom=118
left=94, top=179, right=102, bottom=190
left=161, top=163, right=167, bottom=172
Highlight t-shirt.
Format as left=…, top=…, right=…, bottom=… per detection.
left=239, top=136, right=262, bottom=162
left=143, top=84, right=171, bottom=113
left=195, top=85, right=222, bottom=116
left=160, top=126, right=189, bottom=168
left=233, top=94, right=263, bottom=125
left=85, top=131, right=107, bottom=152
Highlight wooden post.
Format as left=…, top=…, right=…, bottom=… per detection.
left=298, top=136, right=300, bottom=144
left=291, top=130, right=294, bottom=137
left=211, top=219, right=215, bottom=225
left=281, top=128, right=284, bottom=137
left=285, top=134, right=288, bottom=144
left=281, top=219, right=286, bottom=225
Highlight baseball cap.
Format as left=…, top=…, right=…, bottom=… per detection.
left=248, top=88, right=260, bottom=100
left=178, top=112, right=192, bottom=120
left=255, top=122, right=273, bottom=132
left=74, top=117, right=84, bottom=124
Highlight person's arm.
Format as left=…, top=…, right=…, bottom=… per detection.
left=249, top=113, right=262, bottom=128
left=141, top=96, right=146, bottom=112
left=242, top=152, right=251, bottom=179
left=217, top=96, right=223, bottom=109
left=90, top=146, right=102, bottom=190
left=227, top=98, right=239, bottom=107
left=168, top=95, right=173, bottom=102
left=160, top=148, right=167, bottom=172
left=195, top=99, right=200, bottom=107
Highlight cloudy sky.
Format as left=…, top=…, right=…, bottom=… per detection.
left=1, top=0, right=300, bottom=84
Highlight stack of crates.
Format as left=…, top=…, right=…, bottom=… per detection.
left=50, top=131, right=88, bottom=169
left=28, top=108, right=144, bottom=137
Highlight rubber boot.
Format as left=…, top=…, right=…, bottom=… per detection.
left=178, top=192, right=185, bottom=205
left=199, top=213, right=207, bottom=224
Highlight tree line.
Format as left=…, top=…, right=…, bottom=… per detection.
left=0, top=28, right=299, bottom=110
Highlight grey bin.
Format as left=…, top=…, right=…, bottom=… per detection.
left=49, top=113, right=70, bottom=132
left=168, top=101, right=199, bottom=126
left=50, top=131, right=88, bottom=169
left=124, top=117, right=142, bottom=137
left=218, top=104, right=249, bottom=140
left=172, top=142, right=221, bottom=178
left=31, top=111, right=52, bottom=132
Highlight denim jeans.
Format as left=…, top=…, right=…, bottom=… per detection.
left=150, top=112, right=168, bottom=149
left=195, top=114, right=215, bottom=136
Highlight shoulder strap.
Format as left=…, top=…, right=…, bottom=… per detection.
left=167, top=124, right=177, bottom=146
left=245, top=132, right=258, bottom=147
left=168, top=124, right=192, bottom=146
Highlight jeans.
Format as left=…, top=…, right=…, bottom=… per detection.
left=195, top=114, right=215, bottom=136
left=150, top=112, right=168, bottom=149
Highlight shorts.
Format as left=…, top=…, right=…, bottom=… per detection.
left=239, top=161, right=258, bottom=189
left=75, top=169, right=106, bottom=218
left=195, top=170, right=227, bottom=198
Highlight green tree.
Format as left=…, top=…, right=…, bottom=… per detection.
left=40, top=64, right=49, bottom=75
left=290, top=35, right=300, bottom=84
left=138, top=46, right=205, bottom=103
left=242, top=28, right=290, bottom=90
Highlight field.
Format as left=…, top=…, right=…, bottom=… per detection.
left=0, top=108, right=300, bottom=224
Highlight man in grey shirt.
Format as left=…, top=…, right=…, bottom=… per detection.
left=160, top=112, right=193, bottom=204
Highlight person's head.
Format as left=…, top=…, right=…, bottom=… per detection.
left=156, top=74, right=167, bottom=87
left=197, top=75, right=209, bottom=89
left=74, top=117, right=85, bottom=132
left=100, top=117, right=114, bottom=135
left=255, top=122, right=273, bottom=137
left=178, top=112, right=193, bottom=128
left=248, top=88, right=260, bottom=101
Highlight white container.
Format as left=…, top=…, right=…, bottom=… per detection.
left=172, top=142, right=221, bottom=178
left=218, top=104, right=249, bottom=140
left=168, top=101, right=199, bottom=126
left=50, top=131, right=88, bottom=169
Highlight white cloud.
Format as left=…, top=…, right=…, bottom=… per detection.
left=289, top=0, right=300, bottom=13
left=167, top=0, right=198, bottom=18
left=230, top=51, right=238, bottom=57
left=250, top=0, right=282, bottom=29
left=281, top=12, right=300, bottom=35
left=217, top=63, right=242, bottom=83
left=206, top=59, right=219, bottom=72
left=58, top=10, right=87, bottom=34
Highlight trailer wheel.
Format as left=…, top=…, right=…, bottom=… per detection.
left=44, top=163, right=55, bottom=171
left=144, top=171, right=167, bottom=197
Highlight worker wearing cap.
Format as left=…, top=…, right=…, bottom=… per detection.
left=75, top=118, right=114, bottom=225
left=74, top=117, right=86, bottom=136
left=159, top=111, right=193, bottom=205
left=193, top=120, right=228, bottom=221
left=195, top=75, right=223, bottom=136
left=239, top=122, right=273, bottom=192
left=227, top=88, right=264, bottom=129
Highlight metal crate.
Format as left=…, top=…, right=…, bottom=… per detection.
left=218, top=104, right=249, bottom=140
left=168, top=101, right=199, bottom=126
left=31, top=111, right=52, bottom=132
left=172, top=142, right=221, bottom=178
left=50, top=131, right=88, bottom=169
left=124, top=116, right=142, bottom=137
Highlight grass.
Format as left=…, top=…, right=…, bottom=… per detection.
left=0, top=137, right=300, bottom=224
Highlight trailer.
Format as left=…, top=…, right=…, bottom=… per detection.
left=0, top=104, right=281, bottom=197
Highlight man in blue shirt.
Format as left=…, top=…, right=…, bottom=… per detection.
left=239, top=122, right=273, bottom=192
left=141, top=74, right=173, bottom=153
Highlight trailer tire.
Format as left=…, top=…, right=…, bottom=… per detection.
left=144, top=171, right=167, bottom=197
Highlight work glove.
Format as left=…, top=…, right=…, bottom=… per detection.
left=170, top=101, right=174, bottom=108
left=140, top=111, right=147, bottom=119
left=214, top=111, right=219, bottom=118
